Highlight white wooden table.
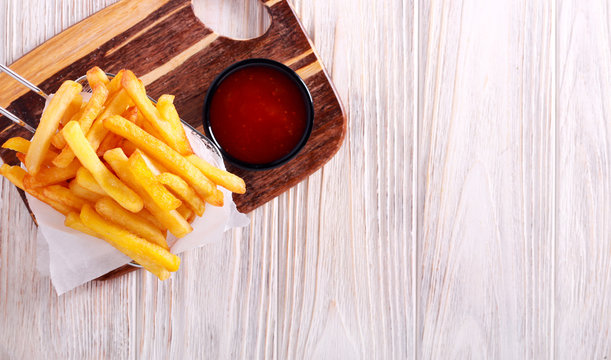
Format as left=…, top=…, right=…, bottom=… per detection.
left=0, top=0, right=608, bottom=358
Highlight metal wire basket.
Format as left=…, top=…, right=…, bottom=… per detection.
left=0, top=64, right=221, bottom=269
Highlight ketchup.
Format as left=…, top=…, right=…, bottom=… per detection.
left=208, top=65, right=308, bottom=165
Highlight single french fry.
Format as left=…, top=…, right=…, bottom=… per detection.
left=43, top=184, right=88, bottom=210
left=69, top=181, right=103, bottom=202
left=2, top=137, right=30, bottom=153
left=86, top=66, right=110, bottom=88
left=26, top=80, right=82, bottom=175
left=104, top=148, right=192, bottom=238
left=53, top=87, right=129, bottom=168
left=127, top=150, right=182, bottom=211
left=52, top=107, right=82, bottom=149
left=62, top=121, right=143, bottom=213
left=80, top=204, right=180, bottom=272
left=156, top=94, right=193, bottom=154
left=0, top=164, right=26, bottom=190
left=65, top=212, right=99, bottom=237
left=157, top=172, right=206, bottom=216
left=131, top=258, right=171, bottom=280
left=75, top=167, right=106, bottom=195
left=106, top=69, right=124, bottom=96
left=205, top=188, right=224, bottom=207
left=103, top=115, right=222, bottom=206
left=186, top=154, right=246, bottom=194
left=122, top=71, right=193, bottom=155
left=95, top=197, right=169, bottom=249
left=79, top=84, right=110, bottom=135
left=22, top=159, right=80, bottom=188
left=59, top=94, right=83, bottom=128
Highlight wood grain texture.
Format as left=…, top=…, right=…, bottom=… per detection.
left=0, top=0, right=347, bottom=214
left=277, top=0, right=414, bottom=358
left=418, top=0, right=553, bottom=358
left=555, top=0, right=611, bottom=357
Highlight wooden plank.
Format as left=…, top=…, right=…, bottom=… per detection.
left=555, top=0, right=611, bottom=357
left=276, top=0, right=414, bottom=358
left=418, top=0, right=553, bottom=357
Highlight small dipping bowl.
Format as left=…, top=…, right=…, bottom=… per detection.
left=203, top=58, right=314, bottom=170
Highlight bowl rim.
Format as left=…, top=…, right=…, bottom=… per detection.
left=202, top=58, right=315, bottom=171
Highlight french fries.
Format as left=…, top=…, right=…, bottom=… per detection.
left=2, top=164, right=77, bottom=215
left=0, top=164, right=26, bottom=190
left=65, top=212, right=99, bottom=237
left=62, top=121, right=143, bottom=213
left=25, top=187, right=75, bottom=215
left=0, top=66, right=246, bottom=281
left=128, top=150, right=182, bottom=211
left=177, top=204, right=195, bottom=223
left=186, top=154, right=246, bottom=194
left=107, top=69, right=124, bottom=96
left=4, top=137, right=59, bottom=165
left=157, top=172, right=205, bottom=216
left=42, top=184, right=89, bottom=210
left=69, top=181, right=103, bottom=202
left=59, top=94, right=83, bottom=128
left=22, top=160, right=80, bottom=188
left=95, top=197, right=169, bottom=250
left=136, top=208, right=165, bottom=231
left=80, top=204, right=179, bottom=275
left=54, top=88, right=131, bottom=167
left=25, top=80, right=82, bottom=175
left=104, top=148, right=193, bottom=238
left=75, top=167, right=106, bottom=195
left=122, top=70, right=193, bottom=155
left=103, top=115, right=223, bottom=206
left=2, top=137, right=31, bottom=153
left=86, top=66, right=110, bottom=88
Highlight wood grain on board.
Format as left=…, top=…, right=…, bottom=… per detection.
left=555, top=0, right=611, bottom=357
left=0, top=0, right=346, bottom=214
left=418, top=0, right=553, bottom=357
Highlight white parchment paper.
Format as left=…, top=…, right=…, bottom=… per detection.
left=30, top=123, right=249, bottom=295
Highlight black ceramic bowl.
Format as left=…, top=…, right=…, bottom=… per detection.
left=202, top=58, right=314, bottom=171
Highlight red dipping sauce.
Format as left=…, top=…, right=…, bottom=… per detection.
left=208, top=65, right=308, bottom=165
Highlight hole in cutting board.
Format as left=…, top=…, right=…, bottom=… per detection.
left=191, top=0, right=271, bottom=40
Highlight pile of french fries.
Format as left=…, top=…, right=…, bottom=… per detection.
left=0, top=67, right=246, bottom=280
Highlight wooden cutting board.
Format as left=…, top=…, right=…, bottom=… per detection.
left=0, top=0, right=346, bottom=214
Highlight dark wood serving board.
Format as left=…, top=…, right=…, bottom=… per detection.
left=0, top=0, right=346, bottom=215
